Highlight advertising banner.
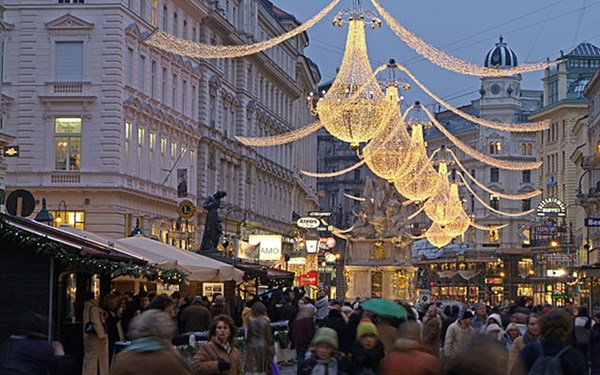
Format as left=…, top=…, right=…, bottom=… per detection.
left=248, top=234, right=282, bottom=261
left=298, top=270, right=318, bottom=286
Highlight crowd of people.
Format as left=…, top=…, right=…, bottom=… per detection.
left=1, top=287, right=599, bottom=375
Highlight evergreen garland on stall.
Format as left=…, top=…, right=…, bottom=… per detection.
left=0, top=218, right=187, bottom=285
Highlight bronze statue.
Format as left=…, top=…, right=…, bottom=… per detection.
left=200, top=190, right=227, bottom=252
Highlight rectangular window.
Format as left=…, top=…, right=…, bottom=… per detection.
left=139, top=55, right=146, bottom=92
left=172, top=74, right=178, bottom=109
left=149, top=132, right=156, bottom=180
left=151, top=60, right=157, bottom=98
left=209, top=94, right=216, bottom=128
left=55, top=117, right=82, bottom=171
left=55, top=41, right=83, bottom=81
left=182, top=80, right=187, bottom=116
left=151, top=0, right=158, bottom=26
left=160, top=137, right=166, bottom=177
left=489, top=195, right=500, bottom=210
left=522, top=170, right=531, bottom=183
left=183, top=20, right=188, bottom=40
left=137, top=127, right=144, bottom=177
left=125, top=122, right=132, bottom=174
left=140, top=0, right=146, bottom=19
left=173, top=13, right=178, bottom=36
left=51, top=210, right=85, bottom=229
left=161, top=67, right=167, bottom=102
left=490, top=167, right=499, bottom=183
left=191, top=85, right=197, bottom=120
left=522, top=199, right=531, bottom=211
left=162, top=6, right=168, bottom=30
left=127, top=48, right=134, bottom=85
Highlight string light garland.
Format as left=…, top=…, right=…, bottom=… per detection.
left=0, top=218, right=186, bottom=285
left=362, top=86, right=420, bottom=181
left=426, top=222, right=453, bottom=248
left=343, top=193, right=366, bottom=202
left=471, top=222, right=509, bottom=231
left=144, top=0, right=340, bottom=58
left=235, top=121, right=323, bottom=147
left=392, top=64, right=550, bottom=132
left=301, top=160, right=366, bottom=178
left=459, top=172, right=536, bottom=217
left=446, top=148, right=541, bottom=200
left=421, top=106, right=543, bottom=170
left=371, top=0, right=559, bottom=77
left=311, top=19, right=395, bottom=148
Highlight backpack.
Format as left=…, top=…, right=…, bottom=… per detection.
left=527, top=343, right=571, bottom=375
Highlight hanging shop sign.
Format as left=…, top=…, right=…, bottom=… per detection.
left=306, top=239, right=319, bottom=253
left=536, top=197, right=566, bottom=217
left=298, top=270, right=318, bottom=286
left=177, top=200, right=196, bottom=220
left=296, top=217, right=321, bottom=229
left=248, top=234, right=282, bottom=261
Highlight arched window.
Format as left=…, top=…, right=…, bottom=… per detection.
left=527, top=144, right=532, bottom=155
left=495, top=142, right=502, bottom=153
left=489, top=142, right=495, bottom=154
left=521, top=143, right=526, bottom=155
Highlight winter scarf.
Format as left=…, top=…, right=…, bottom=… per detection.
left=310, top=356, right=339, bottom=375
left=123, top=337, right=168, bottom=352
left=522, top=330, right=538, bottom=345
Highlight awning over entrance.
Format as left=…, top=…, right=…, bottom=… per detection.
left=114, top=236, right=244, bottom=282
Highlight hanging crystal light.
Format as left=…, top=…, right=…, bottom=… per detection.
left=426, top=222, right=453, bottom=248
left=362, top=85, right=420, bottom=181
left=424, top=163, right=463, bottom=226
left=442, top=205, right=471, bottom=237
left=311, top=17, right=394, bottom=149
left=394, top=124, right=439, bottom=201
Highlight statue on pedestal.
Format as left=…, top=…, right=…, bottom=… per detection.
left=200, top=190, right=227, bottom=253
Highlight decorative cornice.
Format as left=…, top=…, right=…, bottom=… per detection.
left=46, top=13, right=94, bottom=31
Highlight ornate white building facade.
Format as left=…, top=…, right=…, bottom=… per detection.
left=1, top=0, right=320, bottom=247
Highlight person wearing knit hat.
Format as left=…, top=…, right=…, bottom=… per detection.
left=349, top=318, right=385, bottom=375
left=485, top=323, right=502, bottom=340
left=298, top=328, right=346, bottom=375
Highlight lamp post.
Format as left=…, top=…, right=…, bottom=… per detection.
left=34, top=198, right=54, bottom=224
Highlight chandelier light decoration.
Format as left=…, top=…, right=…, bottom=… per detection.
left=394, top=124, right=440, bottom=201
left=420, top=106, right=542, bottom=171
left=423, top=163, right=463, bottom=226
left=310, top=14, right=395, bottom=148
left=442, top=208, right=472, bottom=238
left=144, top=0, right=340, bottom=58
left=446, top=148, right=541, bottom=200
left=362, top=85, right=420, bottom=181
left=426, top=222, right=454, bottom=248
left=370, top=0, right=559, bottom=77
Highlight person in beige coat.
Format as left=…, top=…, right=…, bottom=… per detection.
left=443, top=311, right=474, bottom=360
left=506, top=313, right=540, bottom=374
left=193, top=314, right=242, bottom=375
left=83, top=291, right=109, bottom=375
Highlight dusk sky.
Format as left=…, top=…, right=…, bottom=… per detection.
left=271, top=0, right=600, bottom=108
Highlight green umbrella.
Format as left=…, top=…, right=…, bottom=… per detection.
left=360, top=298, right=407, bottom=318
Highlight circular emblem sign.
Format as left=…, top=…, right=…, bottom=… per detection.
left=296, top=217, right=320, bottom=229
left=177, top=200, right=196, bottom=220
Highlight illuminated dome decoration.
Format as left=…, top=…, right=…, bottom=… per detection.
left=426, top=222, right=453, bottom=248
left=315, top=19, right=394, bottom=148
left=423, top=163, right=463, bottom=226
left=484, top=36, right=518, bottom=68
left=442, top=206, right=471, bottom=237
left=362, top=85, right=420, bottom=181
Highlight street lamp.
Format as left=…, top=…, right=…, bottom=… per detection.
left=54, top=200, right=68, bottom=226
left=34, top=198, right=54, bottom=224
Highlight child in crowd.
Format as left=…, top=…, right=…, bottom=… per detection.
left=298, top=327, right=347, bottom=375
left=348, top=319, right=385, bottom=375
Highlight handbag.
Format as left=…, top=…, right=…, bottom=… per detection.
left=84, top=306, right=96, bottom=334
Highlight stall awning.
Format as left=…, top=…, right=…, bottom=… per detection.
left=114, top=237, right=244, bottom=282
